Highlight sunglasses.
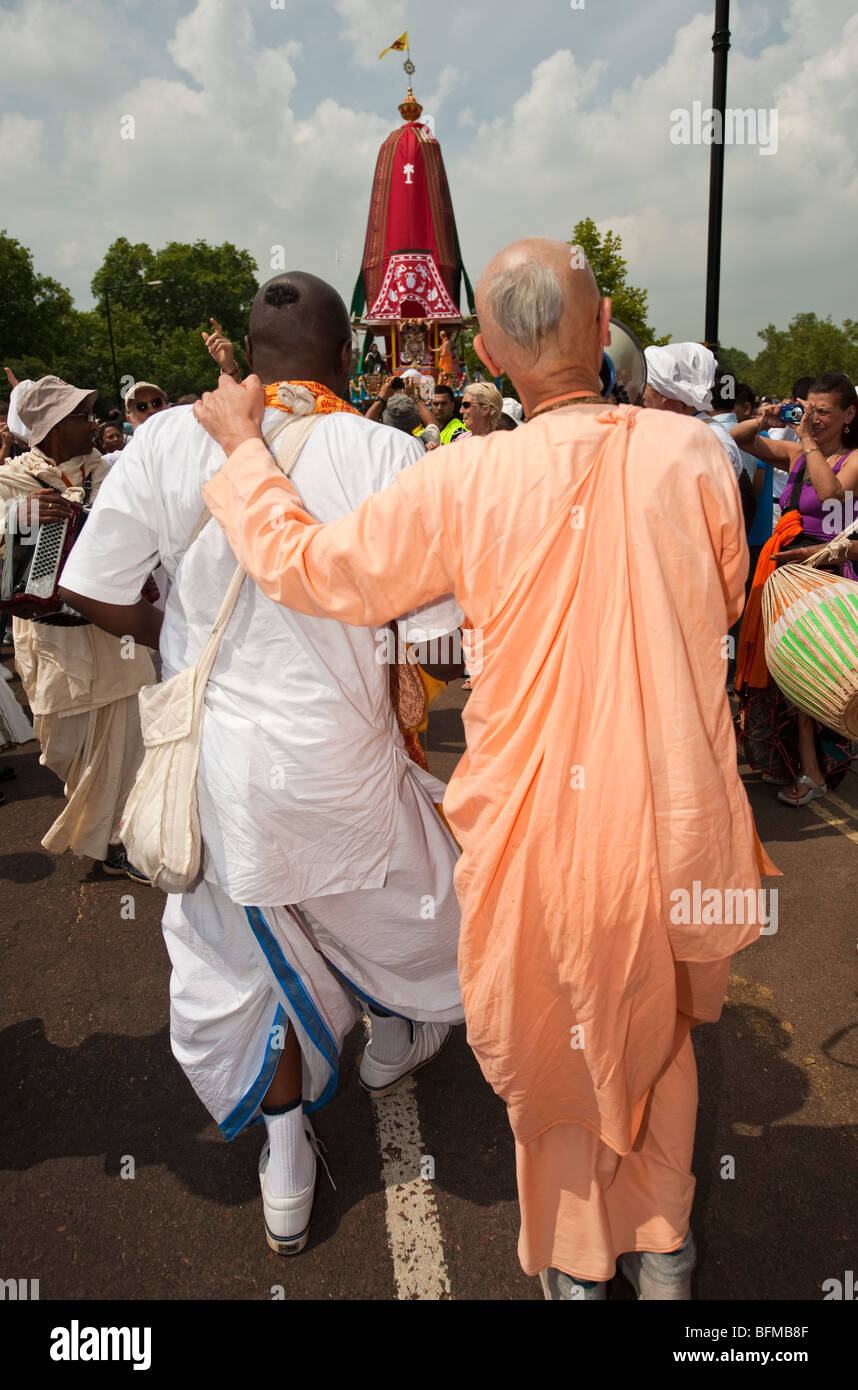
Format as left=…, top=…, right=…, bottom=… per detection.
left=133, top=398, right=166, bottom=412
left=68, top=407, right=95, bottom=421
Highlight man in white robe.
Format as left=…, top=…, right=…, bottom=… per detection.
left=60, top=273, right=464, bottom=1255
left=0, top=377, right=154, bottom=874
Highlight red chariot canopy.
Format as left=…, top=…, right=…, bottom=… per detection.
left=351, top=102, right=473, bottom=321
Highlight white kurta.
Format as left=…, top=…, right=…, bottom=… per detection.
left=61, top=403, right=465, bottom=1135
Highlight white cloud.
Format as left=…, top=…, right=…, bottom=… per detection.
left=446, top=3, right=858, bottom=350
left=0, top=0, right=120, bottom=89
left=335, top=0, right=407, bottom=69
left=14, top=1, right=392, bottom=314
left=423, top=64, right=464, bottom=116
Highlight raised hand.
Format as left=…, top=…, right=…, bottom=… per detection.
left=201, top=318, right=238, bottom=375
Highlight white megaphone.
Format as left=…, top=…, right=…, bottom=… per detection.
left=600, top=318, right=647, bottom=404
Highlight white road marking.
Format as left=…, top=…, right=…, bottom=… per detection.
left=363, top=1022, right=451, bottom=1300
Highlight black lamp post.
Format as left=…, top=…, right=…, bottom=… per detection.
left=704, top=0, right=731, bottom=356
left=102, top=280, right=163, bottom=408
left=103, top=287, right=121, bottom=407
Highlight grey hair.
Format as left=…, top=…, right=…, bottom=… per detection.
left=382, top=392, right=421, bottom=434
left=484, top=261, right=564, bottom=360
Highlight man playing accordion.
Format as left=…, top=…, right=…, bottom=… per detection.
left=0, top=376, right=153, bottom=880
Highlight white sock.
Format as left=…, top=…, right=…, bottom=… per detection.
left=368, top=1007, right=413, bottom=1064
left=262, top=1103, right=315, bottom=1197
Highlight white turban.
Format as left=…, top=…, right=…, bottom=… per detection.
left=644, top=343, right=716, bottom=413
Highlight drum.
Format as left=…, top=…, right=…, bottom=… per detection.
left=762, top=556, right=858, bottom=738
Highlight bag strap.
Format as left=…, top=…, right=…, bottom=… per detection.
left=187, top=507, right=212, bottom=548
left=192, top=411, right=321, bottom=688
left=184, top=411, right=310, bottom=552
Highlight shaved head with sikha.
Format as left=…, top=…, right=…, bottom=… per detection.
left=246, top=272, right=353, bottom=396
left=474, top=238, right=612, bottom=416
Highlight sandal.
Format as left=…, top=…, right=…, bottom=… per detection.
left=777, top=775, right=826, bottom=806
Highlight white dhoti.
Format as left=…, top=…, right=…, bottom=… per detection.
left=37, top=693, right=144, bottom=860
left=162, top=769, right=464, bottom=1139
left=0, top=674, right=35, bottom=748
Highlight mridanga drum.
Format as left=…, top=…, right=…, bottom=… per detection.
left=762, top=524, right=858, bottom=738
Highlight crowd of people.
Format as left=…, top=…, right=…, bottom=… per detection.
left=1, top=236, right=856, bottom=1300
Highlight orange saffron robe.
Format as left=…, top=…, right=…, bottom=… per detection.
left=204, top=404, right=777, bottom=1156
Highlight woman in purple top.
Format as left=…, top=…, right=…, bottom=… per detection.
left=732, top=373, right=858, bottom=804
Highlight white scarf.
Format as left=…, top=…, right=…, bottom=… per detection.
left=1, top=447, right=105, bottom=504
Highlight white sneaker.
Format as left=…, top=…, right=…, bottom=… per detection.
left=619, top=1231, right=696, bottom=1300
left=258, top=1120, right=317, bottom=1256
left=359, top=1021, right=451, bottom=1097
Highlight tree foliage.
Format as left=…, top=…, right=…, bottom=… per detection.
left=568, top=218, right=666, bottom=347
left=91, top=237, right=258, bottom=341
left=1, top=231, right=258, bottom=411
left=720, top=313, right=858, bottom=398
left=0, top=230, right=78, bottom=370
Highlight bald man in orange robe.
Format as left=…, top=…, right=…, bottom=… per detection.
left=194, top=240, right=777, bottom=1300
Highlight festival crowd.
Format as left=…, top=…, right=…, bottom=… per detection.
left=1, top=237, right=856, bottom=1300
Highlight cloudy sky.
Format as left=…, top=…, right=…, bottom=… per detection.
left=1, top=0, right=855, bottom=354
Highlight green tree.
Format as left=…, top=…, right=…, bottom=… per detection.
left=88, top=237, right=258, bottom=405
left=91, top=238, right=258, bottom=341
left=741, top=313, right=858, bottom=397
left=0, top=230, right=78, bottom=368
left=568, top=218, right=665, bottom=347
left=58, top=305, right=159, bottom=404
left=2, top=232, right=260, bottom=411
left=715, top=344, right=754, bottom=397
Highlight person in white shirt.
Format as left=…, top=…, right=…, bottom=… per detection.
left=60, top=272, right=465, bottom=1257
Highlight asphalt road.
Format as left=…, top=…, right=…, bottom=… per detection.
left=1, top=664, right=855, bottom=1304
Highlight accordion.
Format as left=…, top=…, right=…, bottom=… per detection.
left=0, top=501, right=89, bottom=625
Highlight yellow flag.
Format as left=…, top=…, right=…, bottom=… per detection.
left=378, top=31, right=408, bottom=60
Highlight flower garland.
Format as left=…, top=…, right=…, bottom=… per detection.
left=264, top=381, right=361, bottom=418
